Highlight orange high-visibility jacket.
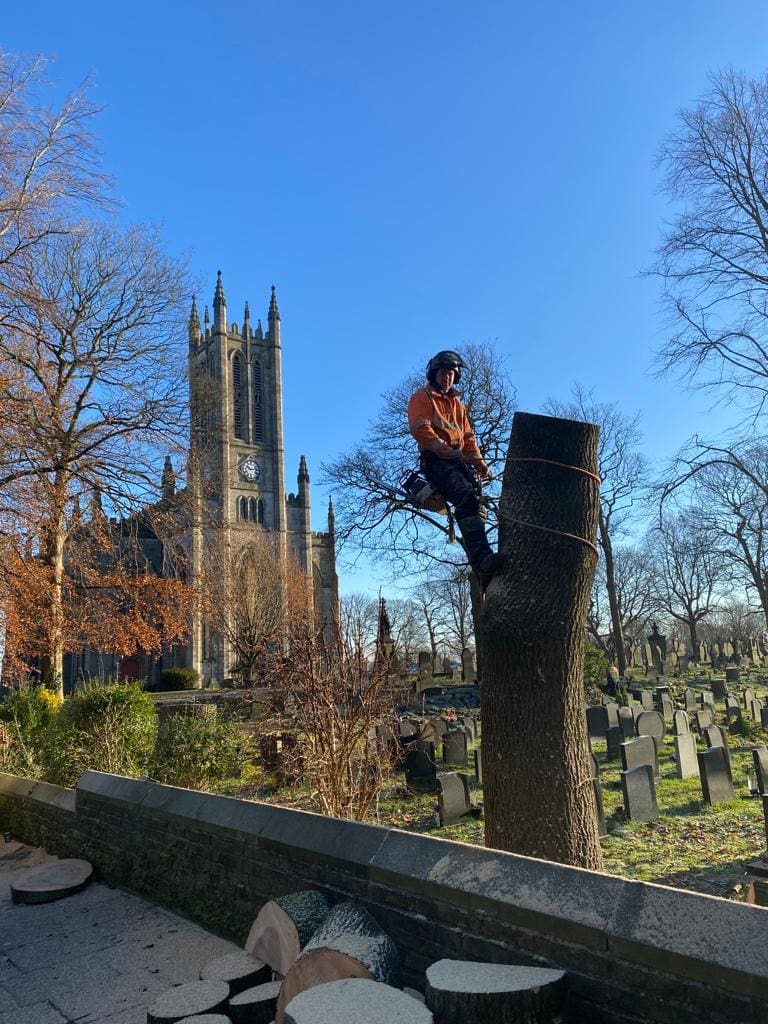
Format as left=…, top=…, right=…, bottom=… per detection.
left=407, top=385, right=483, bottom=461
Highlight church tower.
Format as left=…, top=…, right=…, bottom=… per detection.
left=185, top=273, right=338, bottom=682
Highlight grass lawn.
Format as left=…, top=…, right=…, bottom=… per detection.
left=226, top=684, right=768, bottom=902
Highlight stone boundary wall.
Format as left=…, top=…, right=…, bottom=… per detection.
left=1, top=770, right=767, bottom=1024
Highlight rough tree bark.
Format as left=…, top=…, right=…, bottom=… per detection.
left=481, top=411, right=603, bottom=870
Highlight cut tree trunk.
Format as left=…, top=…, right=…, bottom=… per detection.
left=228, top=979, right=283, bottom=1024
left=425, top=959, right=566, bottom=1024
left=481, top=411, right=603, bottom=870
left=246, top=890, right=332, bottom=975
left=146, top=979, right=230, bottom=1023
left=283, top=978, right=433, bottom=1024
left=275, top=901, right=401, bottom=1024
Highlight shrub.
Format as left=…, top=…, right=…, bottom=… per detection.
left=0, top=687, right=62, bottom=778
left=158, top=668, right=200, bottom=691
left=44, top=682, right=157, bottom=787
left=149, top=709, right=242, bottom=791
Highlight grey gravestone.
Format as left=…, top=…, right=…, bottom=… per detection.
left=659, top=696, right=674, bottom=724
left=743, top=687, right=755, bottom=708
left=399, top=719, right=418, bottom=740
left=638, top=690, right=653, bottom=710
left=430, top=717, right=448, bottom=737
left=727, top=704, right=743, bottom=729
left=655, top=685, right=671, bottom=701
left=418, top=720, right=440, bottom=744
left=405, top=749, right=437, bottom=793
left=699, top=746, right=735, bottom=805
left=674, top=732, right=700, bottom=780
left=586, top=705, right=609, bottom=738
left=636, top=710, right=665, bottom=742
left=694, top=708, right=714, bottom=732
left=474, top=746, right=482, bottom=786
left=618, top=706, right=635, bottom=739
left=750, top=698, right=762, bottom=724
left=588, top=754, right=607, bottom=838
left=752, top=745, right=768, bottom=795
left=761, top=707, right=768, bottom=731
left=725, top=667, right=740, bottom=684
left=605, top=725, right=622, bottom=761
left=712, top=678, right=728, bottom=699
left=621, top=764, right=658, bottom=822
left=620, top=736, right=657, bottom=777
left=673, top=709, right=690, bottom=735
left=684, top=688, right=697, bottom=711
left=604, top=702, right=620, bottom=729
left=442, top=729, right=468, bottom=765
left=412, top=739, right=436, bottom=761
left=436, top=772, right=473, bottom=826
left=704, top=724, right=732, bottom=773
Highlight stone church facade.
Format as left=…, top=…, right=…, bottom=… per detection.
left=64, top=274, right=339, bottom=690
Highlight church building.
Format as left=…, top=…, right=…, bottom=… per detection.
left=64, top=274, right=339, bottom=690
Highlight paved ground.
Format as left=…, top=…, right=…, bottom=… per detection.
left=0, top=840, right=241, bottom=1024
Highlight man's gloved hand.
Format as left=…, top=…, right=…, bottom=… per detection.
left=468, top=457, right=492, bottom=479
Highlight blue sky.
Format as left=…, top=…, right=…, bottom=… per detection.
left=5, top=2, right=768, bottom=593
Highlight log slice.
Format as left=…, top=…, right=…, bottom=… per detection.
left=284, top=978, right=433, bottom=1024
left=275, top=902, right=401, bottom=1024
left=200, top=950, right=270, bottom=996
left=228, top=979, right=282, bottom=1024
left=147, top=979, right=230, bottom=1024
left=246, top=890, right=332, bottom=976
left=425, top=960, right=566, bottom=1024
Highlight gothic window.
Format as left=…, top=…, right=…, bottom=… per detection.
left=257, top=498, right=265, bottom=524
left=248, top=497, right=257, bottom=522
left=238, top=496, right=248, bottom=520
left=253, top=360, right=264, bottom=441
left=232, top=353, right=244, bottom=440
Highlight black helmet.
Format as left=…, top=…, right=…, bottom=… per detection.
left=426, top=349, right=465, bottom=386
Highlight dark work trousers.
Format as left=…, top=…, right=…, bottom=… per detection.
left=420, top=451, right=481, bottom=521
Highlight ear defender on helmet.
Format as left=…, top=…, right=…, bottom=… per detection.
left=426, top=349, right=466, bottom=385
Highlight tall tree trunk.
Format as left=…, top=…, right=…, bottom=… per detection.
left=40, top=520, right=66, bottom=698
left=687, top=613, right=698, bottom=653
left=480, top=412, right=603, bottom=870
left=599, top=517, right=626, bottom=676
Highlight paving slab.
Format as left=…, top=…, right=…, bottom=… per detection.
left=0, top=840, right=241, bottom=1023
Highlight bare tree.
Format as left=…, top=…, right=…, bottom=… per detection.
left=647, top=514, right=725, bottom=651
left=0, top=221, right=191, bottom=690
left=420, top=561, right=475, bottom=662
left=545, top=385, right=648, bottom=675
left=339, top=592, right=378, bottom=669
left=0, top=52, right=109, bottom=289
left=653, top=69, right=768, bottom=418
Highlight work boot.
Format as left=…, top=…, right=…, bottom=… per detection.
left=457, top=516, right=505, bottom=579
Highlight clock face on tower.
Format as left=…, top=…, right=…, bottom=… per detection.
left=240, top=456, right=261, bottom=482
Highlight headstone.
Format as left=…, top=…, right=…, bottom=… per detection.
left=684, top=688, right=697, bottom=712
left=436, top=772, right=473, bottom=826
left=636, top=710, right=665, bottom=743
left=604, top=702, right=620, bottom=729
left=461, top=648, right=477, bottom=683
left=399, top=719, right=418, bottom=740
left=442, top=729, right=468, bottom=766
left=712, top=678, right=728, bottom=699
left=430, top=717, right=448, bottom=737
left=752, top=746, right=768, bottom=795
left=727, top=703, right=743, bottom=729
left=659, top=696, right=674, bottom=724
left=474, top=746, right=482, bottom=786
left=621, top=764, right=658, bottom=822
left=586, top=705, right=609, bottom=738
left=694, top=707, right=714, bottom=732
left=605, top=726, right=622, bottom=761
left=674, top=733, right=700, bottom=780
left=725, top=667, right=740, bottom=684
left=618, top=706, right=635, bottom=739
left=698, top=746, right=735, bottom=805
left=418, top=720, right=440, bottom=744
left=589, top=751, right=607, bottom=838
left=703, top=725, right=732, bottom=774
left=458, top=717, right=476, bottom=743
left=762, top=707, right=768, bottom=731
left=638, top=690, right=653, bottom=710
left=749, top=698, right=762, bottom=723
left=620, top=736, right=657, bottom=777
left=743, top=687, right=755, bottom=708
left=418, top=651, right=432, bottom=679
left=405, top=749, right=437, bottom=793
left=673, top=709, right=690, bottom=735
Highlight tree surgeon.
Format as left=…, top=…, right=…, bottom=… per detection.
left=407, top=350, right=504, bottom=582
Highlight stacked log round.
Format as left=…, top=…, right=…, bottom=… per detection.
left=200, top=950, right=271, bottom=996
left=425, top=959, right=566, bottom=1024
left=228, top=979, right=282, bottom=1024
left=177, top=1016, right=233, bottom=1024
left=275, top=902, right=401, bottom=1024
left=147, top=979, right=230, bottom=1023
left=284, top=978, right=433, bottom=1024
left=246, top=890, right=332, bottom=976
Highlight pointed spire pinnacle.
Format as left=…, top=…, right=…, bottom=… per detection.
left=161, top=455, right=176, bottom=500
left=189, top=295, right=200, bottom=327
left=204, top=305, right=210, bottom=327
left=268, top=284, right=280, bottom=322
left=328, top=497, right=335, bottom=532
left=255, top=318, right=263, bottom=340
left=243, top=300, right=250, bottom=322
left=213, top=269, right=226, bottom=308
left=298, top=454, right=310, bottom=485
